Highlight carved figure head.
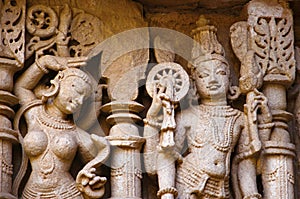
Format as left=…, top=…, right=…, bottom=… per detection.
left=190, top=16, right=230, bottom=104
left=192, top=58, right=230, bottom=104
left=190, top=15, right=229, bottom=71
left=43, top=68, right=93, bottom=114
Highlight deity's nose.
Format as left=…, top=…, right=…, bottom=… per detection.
left=208, top=72, right=218, bottom=84
left=76, top=96, right=84, bottom=106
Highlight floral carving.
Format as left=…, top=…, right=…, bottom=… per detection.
left=0, top=0, right=25, bottom=65
left=25, top=4, right=103, bottom=59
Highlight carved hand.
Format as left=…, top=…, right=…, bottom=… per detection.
left=146, top=85, right=166, bottom=119
left=38, top=55, right=88, bottom=71
left=250, top=89, right=272, bottom=124
left=76, top=167, right=107, bottom=199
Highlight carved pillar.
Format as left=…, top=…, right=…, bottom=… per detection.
left=99, top=28, right=149, bottom=198
left=248, top=1, right=295, bottom=198
left=231, top=0, right=296, bottom=198
left=262, top=85, right=295, bottom=199
left=0, top=0, right=25, bottom=198
left=102, top=102, right=145, bottom=199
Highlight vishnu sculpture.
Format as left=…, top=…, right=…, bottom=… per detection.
left=13, top=55, right=109, bottom=198
left=144, top=17, right=274, bottom=199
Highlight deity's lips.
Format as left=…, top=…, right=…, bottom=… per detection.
left=207, top=84, right=221, bottom=90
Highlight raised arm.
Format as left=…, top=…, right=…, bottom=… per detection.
left=143, top=89, right=163, bottom=175
left=236, top=89, right=273, bottom=199
left=14, top=55, right=68, bottom=105
left=14, top=58, right=47, bottom=105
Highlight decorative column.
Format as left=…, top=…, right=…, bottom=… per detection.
left=230, top=0, right=296, bottom=198
left=0, top=0, right=25, bottom=198
left=99, top=28, right=149, bottom=198
left=102, top=101, right=145, bottom=199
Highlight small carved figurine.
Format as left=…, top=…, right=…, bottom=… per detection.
left=14, top=55, right=109, bottom=199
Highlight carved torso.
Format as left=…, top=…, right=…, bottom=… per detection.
left=175, top=105, right=243, bottom=198
left=22, top=106, right=83, bottom=199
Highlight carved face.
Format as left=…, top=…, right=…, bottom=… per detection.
left=193, top=59, right=229, bottom=104
left=53, top=76, right=92, bottom=115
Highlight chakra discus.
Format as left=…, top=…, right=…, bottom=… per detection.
left=146, top=62, right=190, bottom=102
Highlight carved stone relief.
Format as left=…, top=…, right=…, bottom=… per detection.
left=230, top=1, right=296, bottom=198
left=0, top=0, right=25, bottom=198
left=0, top=0, right=299, bottom=198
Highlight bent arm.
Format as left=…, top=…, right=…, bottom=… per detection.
left=14, top=61, right=47, bottom=105
left=77, top=128, right=98, bottom=163
left=14, top=55, right=71, bottom=105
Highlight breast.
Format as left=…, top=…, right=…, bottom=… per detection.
left=24, top=130, right=48, bottom=157
left=51, top=133, right=77, bottom=160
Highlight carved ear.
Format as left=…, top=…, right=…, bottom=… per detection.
left=189, top=65, right=196, bottom=80
left=42, top=80, right=60, bottom=101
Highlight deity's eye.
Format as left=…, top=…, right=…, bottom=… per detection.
left=216, top=70, right=226, bottom=76
left=197, top=72, right=209, bottom=78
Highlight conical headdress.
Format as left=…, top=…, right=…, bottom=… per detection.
left=191, top=16, right=228, bottom=68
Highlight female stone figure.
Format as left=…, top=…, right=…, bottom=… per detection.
left=14, top=55, right=109, bottom=199
left=144, top=18, right=271, bottom=199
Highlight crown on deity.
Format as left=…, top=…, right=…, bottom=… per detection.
left=191, top=15, right=228, bottom=68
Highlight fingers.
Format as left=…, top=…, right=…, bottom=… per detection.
left=250, top=92, right=268, bottom=112
left=158, top=93, right=171, bottom=101
left=81, top=168, right=96, bottom=179
left=89, top=176, right=107, bottom=188
left=79, top=167, right=107, bottom=188
left=67, top=57, right=88, bottom=68
left=39, top=55, right=88, bottom=71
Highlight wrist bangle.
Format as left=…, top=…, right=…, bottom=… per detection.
left=157, top=187, right=178, bottom=198
left=243, top=193, right=262, bottom=199
left=258, top=122, right=274, bottom=130
left=35, top=59, right=49, bottom=74
left=143, top=118, right=162, bottom=129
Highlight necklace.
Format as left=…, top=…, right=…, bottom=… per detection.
left=37, top=106, right=76, bottom=130
left=197, top=104, right=238, bottom=117
left=209, top=115, right=236, bottom=152
left=191, top=105, right=241, bottom=152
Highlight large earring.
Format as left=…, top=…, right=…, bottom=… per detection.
left=41, top=80, right=60, bottom=102
left=228, top=86, right=241, bottom=101
left=188, top=79, right=200, bottom=106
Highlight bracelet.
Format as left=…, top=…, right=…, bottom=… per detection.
left=143, top=118, right=162, bottom=129
left=35, top=58, right=49, bottom=74
left=243, top=193, right=262, bottom=199
left=157, top=187, right=178, bottom=198
left=258, top=122, right=274, bottom=130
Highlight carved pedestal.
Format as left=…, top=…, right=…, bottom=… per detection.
left=102, top=101, right=145, bottom=199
